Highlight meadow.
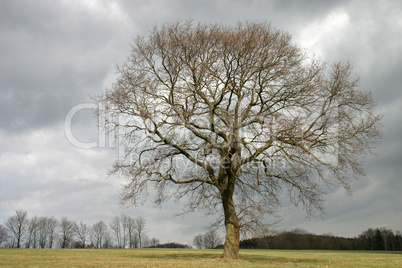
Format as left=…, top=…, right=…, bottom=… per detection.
left=0, top=248, right=401, bottom=267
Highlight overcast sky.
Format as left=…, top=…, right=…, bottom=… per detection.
left=1, top=0, right=401, bottom=245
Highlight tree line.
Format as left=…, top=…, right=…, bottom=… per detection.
left=2, top=209, right=400, bottom=251
left=240, top=228, right=402, bottom=251
left=0, top=210, right=160, bottom=249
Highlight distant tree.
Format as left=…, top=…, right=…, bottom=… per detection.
left=109, top=216, right=123, bottom=248
left=290, top=228, right=309, bottom=235
left=6, top=210, right=29, bottom=248
left=142, top=235, right=151, bottom=248
left=359, top=228, right=376, bottom=250
left=0, top=224, right=9, bottom=247
left=374, top=229, right=384, bottom=250
left=380, top=228, right=395, bottom=251
left=120, top=214, right=131, bottom=248
left=395, top=231, right=402, bottom=251
left=131, top=232, right=140, bottom=248
left=193, top=234, right=204, bottom=249
left=149, top=237, right=160, bottom=247
left=91, top=221, right=108, bottom=249
left=97, top=21, right=382, bottom=259
left=102, top=232, right=114, bottom=249
left=153, top=242, right=190, bottom=248
left=322, top=232, right=334, bottom=237
left=47, top=217, right=58, bottom=248
left=192, top=230, right=222, bottom=249
left=125, top=216, right=137, bottom=248
left=134, top=217, right=146, bottom=248
left=74, top=221, right=90, bottom=248
left=25, top=216, right=39, bottom=248
left=58, top=217, right=76, bottom=249
left=240, top=231, right=357, bottom=250
left=204, top=229, right=223, bottom=249
left=37, top=217, right=48, bottom=248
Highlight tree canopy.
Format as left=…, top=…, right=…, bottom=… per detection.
left=98, top=21, right=382, bottom=259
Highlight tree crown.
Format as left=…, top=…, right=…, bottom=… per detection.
left=98, top=21, right=382, bottom=233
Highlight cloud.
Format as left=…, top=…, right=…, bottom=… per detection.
left=0, top=0, right=401, bottom=244
left=0, top=124, right=116, bottom=218
left=298, top=10, right=350, bottom=57
left=0, top=0, right=134, bottom=133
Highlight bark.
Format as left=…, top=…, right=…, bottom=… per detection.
left=221, top=177, right=240, bottom=259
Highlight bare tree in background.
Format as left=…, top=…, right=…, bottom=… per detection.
left=37, top=216, right=58, bottom=249
left=58, top=217, right=75, bottom=249
left=132, top=232, right=140, bottom=248
left=91, top=221, right=108, bottom=249
left=74, top=221, right=90, bottom=248
left=109, top=216, right=123, bottom=248
left=203, top=229, right=223, bottom=249
left=193, top=234, right=204, bottom=249
left=37, top=217, right=48, bottom=248
left=120, top=214, right=131, bottom=248
left=134, top=216, right=146, bottom=248
left=47, top=217, right=58, bottom=248
left=149, top=237, right=160, bottom=247
left=0, top=224, right=9, bottom=247
left=6, top=210, right=28, bottom=248
left=125, top=215, right=137, bottom=248
left=26, top=216, right=39, bottom=248
left=98, top=21, right=382, bottom=259
left=109, top=214, right=133, bottom=248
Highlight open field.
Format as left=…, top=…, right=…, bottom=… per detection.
left=0, top=248, right=401, bottom=267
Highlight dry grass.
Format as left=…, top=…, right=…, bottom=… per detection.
left=0, top=248, right=401, bottom=267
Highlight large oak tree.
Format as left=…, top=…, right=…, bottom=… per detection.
left=98, top=21, right=382, bottom=259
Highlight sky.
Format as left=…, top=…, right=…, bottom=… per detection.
left=1, top=0, right=402, bottom=245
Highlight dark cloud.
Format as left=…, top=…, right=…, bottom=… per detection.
left=0, top=0, right=132, bottom=133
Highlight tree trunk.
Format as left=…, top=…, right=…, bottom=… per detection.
left=221, top=183, right=240, bottom=260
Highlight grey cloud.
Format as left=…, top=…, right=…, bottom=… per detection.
left=0, top=0, right=132, bottom=133
left=1, top=0, right=401, bottom=242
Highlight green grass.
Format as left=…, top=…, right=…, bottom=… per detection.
left=0, top=248, right=401, bottom=267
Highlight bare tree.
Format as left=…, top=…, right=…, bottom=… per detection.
left=142, top=235, right=150, bottom=248
left=58, top=217, right=75, bottom=249
left=193, top=234, right=204, bottom=249
left=359, top=228, right=376, bottom=250
left=132, top=231, right=140, bottom=248
left=0, top=224, right=9, bottom=247
left=203, top=230, right=223, bottom=249
left=380, top=228, right=395, bottom=251
left=74, top=221, right=90, bottom=248
left=134, top=217, right=146, bottom=248
left=97, top=21, right=382, bottom=259
left=120, top=214, right=131, bottom=248
left=102, top=232, right=114, bottom=249
left=47, top=217, right=58, bottom=249
left=91, top=221, right=108, bottom=249
left=125, top=216, right=136, bottom=248
left=26, top=216, right=39, bottom=248
left=37, top=216, right=58, bottom=249
left=109, top=216, right=123, bottom=248
left=109, top=214, right=132, bottom=248
left=149, top=237, right=160, bottom=247
left=6, top=210, right=29, bottom=248
left=396, top=231, right=402, bottom=250
left=37, top=217, right=49, bottom=248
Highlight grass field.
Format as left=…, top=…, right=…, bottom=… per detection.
left=0, top=248, right=401, bottom=267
